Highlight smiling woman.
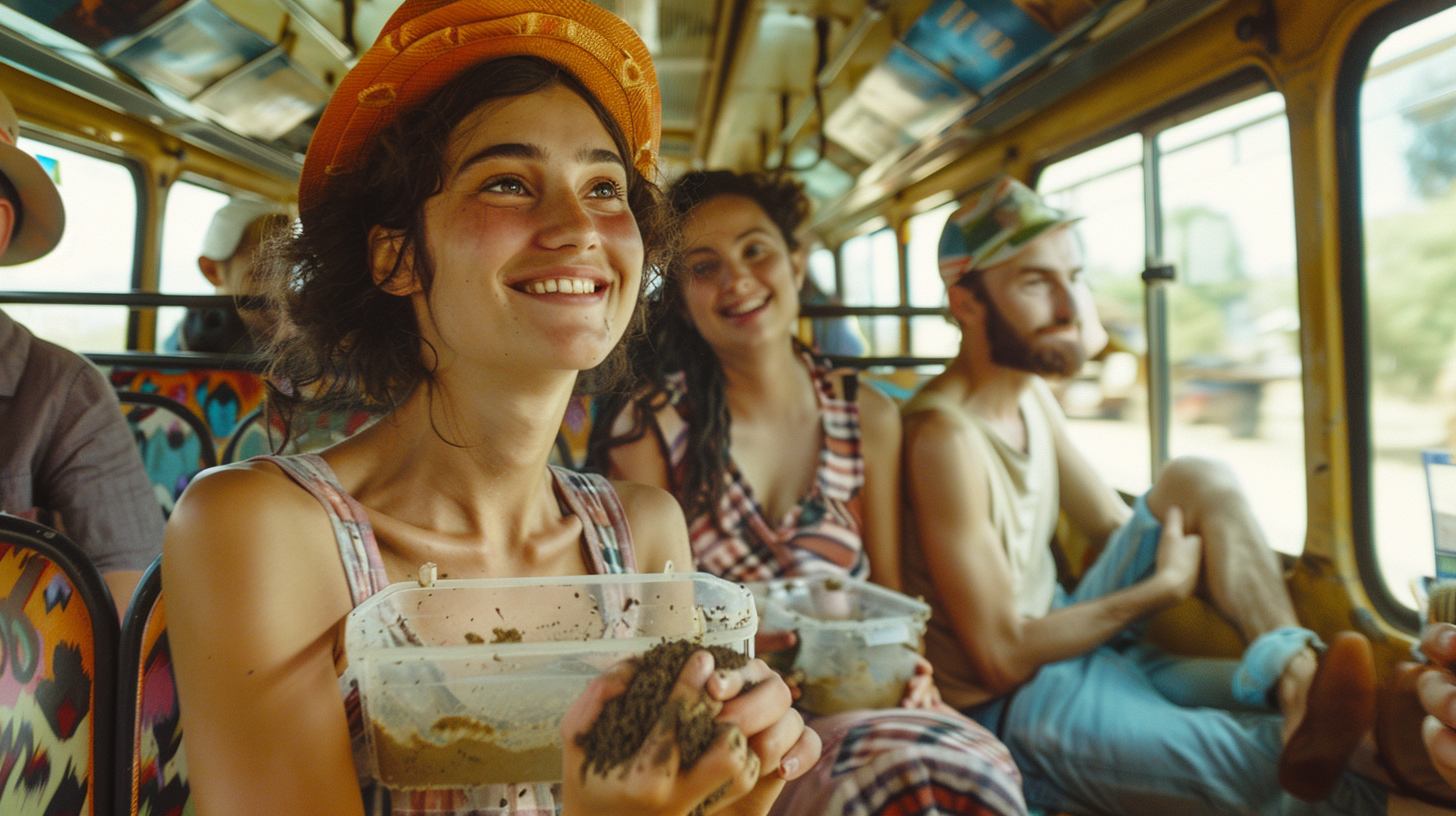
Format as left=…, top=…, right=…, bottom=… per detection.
left=157, top=3, right=818, bottom=816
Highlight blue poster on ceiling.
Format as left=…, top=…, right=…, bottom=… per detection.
left=904, top=0, right=1091, bottom=93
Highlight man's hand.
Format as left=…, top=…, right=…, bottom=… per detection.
left=1151, top=505, right=1202, bottom=605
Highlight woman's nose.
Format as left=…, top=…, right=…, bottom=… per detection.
left=539, top=190, right=599, bottom=250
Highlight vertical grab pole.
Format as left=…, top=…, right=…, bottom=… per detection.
left=1142, top=134, right=1173, bottom=481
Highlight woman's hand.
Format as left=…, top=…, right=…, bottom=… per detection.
left=900, top=653, right=944, bottom=711
left=753, top=628, right=802, bottom=701
left=561, top=649, right=820, bottom=816
left=1418, top=623, right=1456, bottom=789
left=706, top=655, right=821, bottom=816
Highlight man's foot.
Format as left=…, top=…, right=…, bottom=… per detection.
left=1375, top=663, right=1456, bottom=807
left=1278, top=632, right=1376, bottom=801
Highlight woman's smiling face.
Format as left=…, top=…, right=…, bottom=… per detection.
left=383, top=83, right=644, bottom=378
left=678, top=193, right=805, bottom=355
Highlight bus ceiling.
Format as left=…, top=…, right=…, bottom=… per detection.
left=0, top=0, right=1234, bottom=225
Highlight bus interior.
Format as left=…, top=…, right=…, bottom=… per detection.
left=1, top=0, right=1455, bottom=812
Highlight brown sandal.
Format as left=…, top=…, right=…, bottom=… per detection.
left=1375, top=662, right=1456, bottom=808
left=1278, top=632, right=1376, bottom=801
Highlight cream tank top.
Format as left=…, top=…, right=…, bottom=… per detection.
left=900, top=379, right=1060, bottom=709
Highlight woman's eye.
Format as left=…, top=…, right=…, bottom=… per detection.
left=590, top=180, right=625, bottom=199
left=743, top=242, right=767, bottom=259
left=689, top=261, right=718, bottom=278
left=483, top=177, right=527, bottom=195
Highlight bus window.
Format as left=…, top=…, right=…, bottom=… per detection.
left=1039, top=133, right=1151, bottom=499
left=906, top=201, right=959, bottom=358
left=1158, top=93, right=1305, bottom=555
left=157, top=180, right=232, bottom=348
left=1358, top=4, right=1456, bottom=609
left=841, top=227, right=902, bottom=355
left=1039, top=95, right=1305, bottom=556
left=2, top=136, right=137, bottom=351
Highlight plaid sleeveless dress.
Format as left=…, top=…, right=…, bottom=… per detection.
left=652, top=352, right=870, bottom=583
left=642, top=357, right=1028, bottom=816
left=261, top=454, right=635, bottom=816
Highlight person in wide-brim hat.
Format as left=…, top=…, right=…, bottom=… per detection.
left=161, top=3, right=818, bottom=816
left=0, top=90, right=63, bottom=266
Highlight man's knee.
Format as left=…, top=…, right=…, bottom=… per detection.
left=1151, top=457, right=1246, bottom=523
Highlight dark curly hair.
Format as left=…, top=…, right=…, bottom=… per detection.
left=587, top=170, right=810, bottom=528
left=260, top=56, right=670, bottom=447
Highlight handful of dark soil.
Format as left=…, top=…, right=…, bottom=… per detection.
left=577, top=640, right=750, bottom=779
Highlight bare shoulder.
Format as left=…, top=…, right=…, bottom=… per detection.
left=902, top=401, right=991, bottom=480
left=854, top=380, right=901, bottom=436
left=164, top=461, right=344, bottom=605
left=609, top=479, right=691, bottom=572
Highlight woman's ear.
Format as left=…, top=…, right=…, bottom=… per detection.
left=369, top=225, right=422, bottom=296
left=789, top=246, right=809, bottom=291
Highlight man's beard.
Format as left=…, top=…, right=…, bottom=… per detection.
left=982, top=293, right=1086, bottom=378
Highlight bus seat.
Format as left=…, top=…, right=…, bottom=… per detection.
left=115, top=557, right=190, bottom=816
left=221, top=406, right=379, bottom=464
left=106, top=368, right=267, bottom=455
left=219, top=408, right=269, bottom=464
left=117, top=394, right=218, bottom=518
left=0, top=514, right=119, bottom=816
left=553, top=395, right=596, bottom=471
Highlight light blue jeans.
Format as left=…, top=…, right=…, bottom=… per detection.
left=969, top=496, right=1386, bottom=816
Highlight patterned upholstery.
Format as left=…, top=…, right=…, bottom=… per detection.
left=0, top=514, right=118, bottom=816
left=106, top=369, right=267, bottom=455
left=115, top=394, right=217, bottom=518
left=116, top=558, right=191, bottom=816
left=220, top=407, right=377, bottom=464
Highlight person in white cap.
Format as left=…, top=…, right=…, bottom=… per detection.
left=0, top=88, right=163, bottom=617
left=900, top=175, right=1398, bottom=815
left=164, top=198, right=288, bottom=353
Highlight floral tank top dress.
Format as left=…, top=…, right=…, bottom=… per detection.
left=261, top=454, right=637, bottom=816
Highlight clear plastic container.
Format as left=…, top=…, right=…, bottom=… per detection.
left=346, top=572, right=756, bottom=788
left=748, top=575, right=930, bottom=715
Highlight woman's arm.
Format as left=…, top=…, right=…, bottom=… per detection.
left=855, top=381, right=903, bottom=591
left=904, top=409, right=1202, bottom=695
left=606, top=400, right=672, bottom=490
left=163, top=464, right=364, bottom=816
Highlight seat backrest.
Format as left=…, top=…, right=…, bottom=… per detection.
left=107, top=368, right=268, bottom=455
left=115, top=558, right=189, bottom=816
left=116, top=394, right=218, bottom=518
left=0, top=514, right=119, bottom=816
left=219, top=407, right=269, bottom=465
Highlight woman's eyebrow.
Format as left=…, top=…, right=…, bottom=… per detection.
left=454, top=144, right=624, bottom=178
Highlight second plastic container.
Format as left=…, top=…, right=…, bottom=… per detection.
left=748, top=575, right=931, bottom=715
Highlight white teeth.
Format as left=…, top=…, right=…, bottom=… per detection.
left=725, top=296, right=767, bottom=316
left=525, top=278, right=597, bottom=295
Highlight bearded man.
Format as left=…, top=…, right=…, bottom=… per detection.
left=900, top=176, right=1391, bottom=815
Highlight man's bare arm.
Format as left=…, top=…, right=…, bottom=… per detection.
left=905, top=408, right=1201, bottom=695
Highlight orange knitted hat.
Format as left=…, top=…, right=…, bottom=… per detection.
left=299, top=0, right=660, bottom=219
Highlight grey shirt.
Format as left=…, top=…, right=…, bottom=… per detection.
left=0, top=309, right=164, bottom=572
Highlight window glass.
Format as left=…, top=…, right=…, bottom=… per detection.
left=841, top=228, right=903, bottom=355
left=807, top=247, right=837, bottom=297
left=1039, top=134, right=1151, bottom=497
left=1360, top=5, right=1456, bottom=606
left=1157, top=93, right=1305, bottom=555
left=157, top=181, right=233, bottom=348
left=2, top=137, right=136, bottom=351
left=907, top=202, right=959, bottom=358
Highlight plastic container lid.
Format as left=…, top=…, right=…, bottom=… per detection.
left=748, top=575, right=930, bottom=715
left=346, top=572, right=756, bottom=788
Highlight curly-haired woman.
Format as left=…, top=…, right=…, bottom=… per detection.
left=161, top=5, right=817, bottom=815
